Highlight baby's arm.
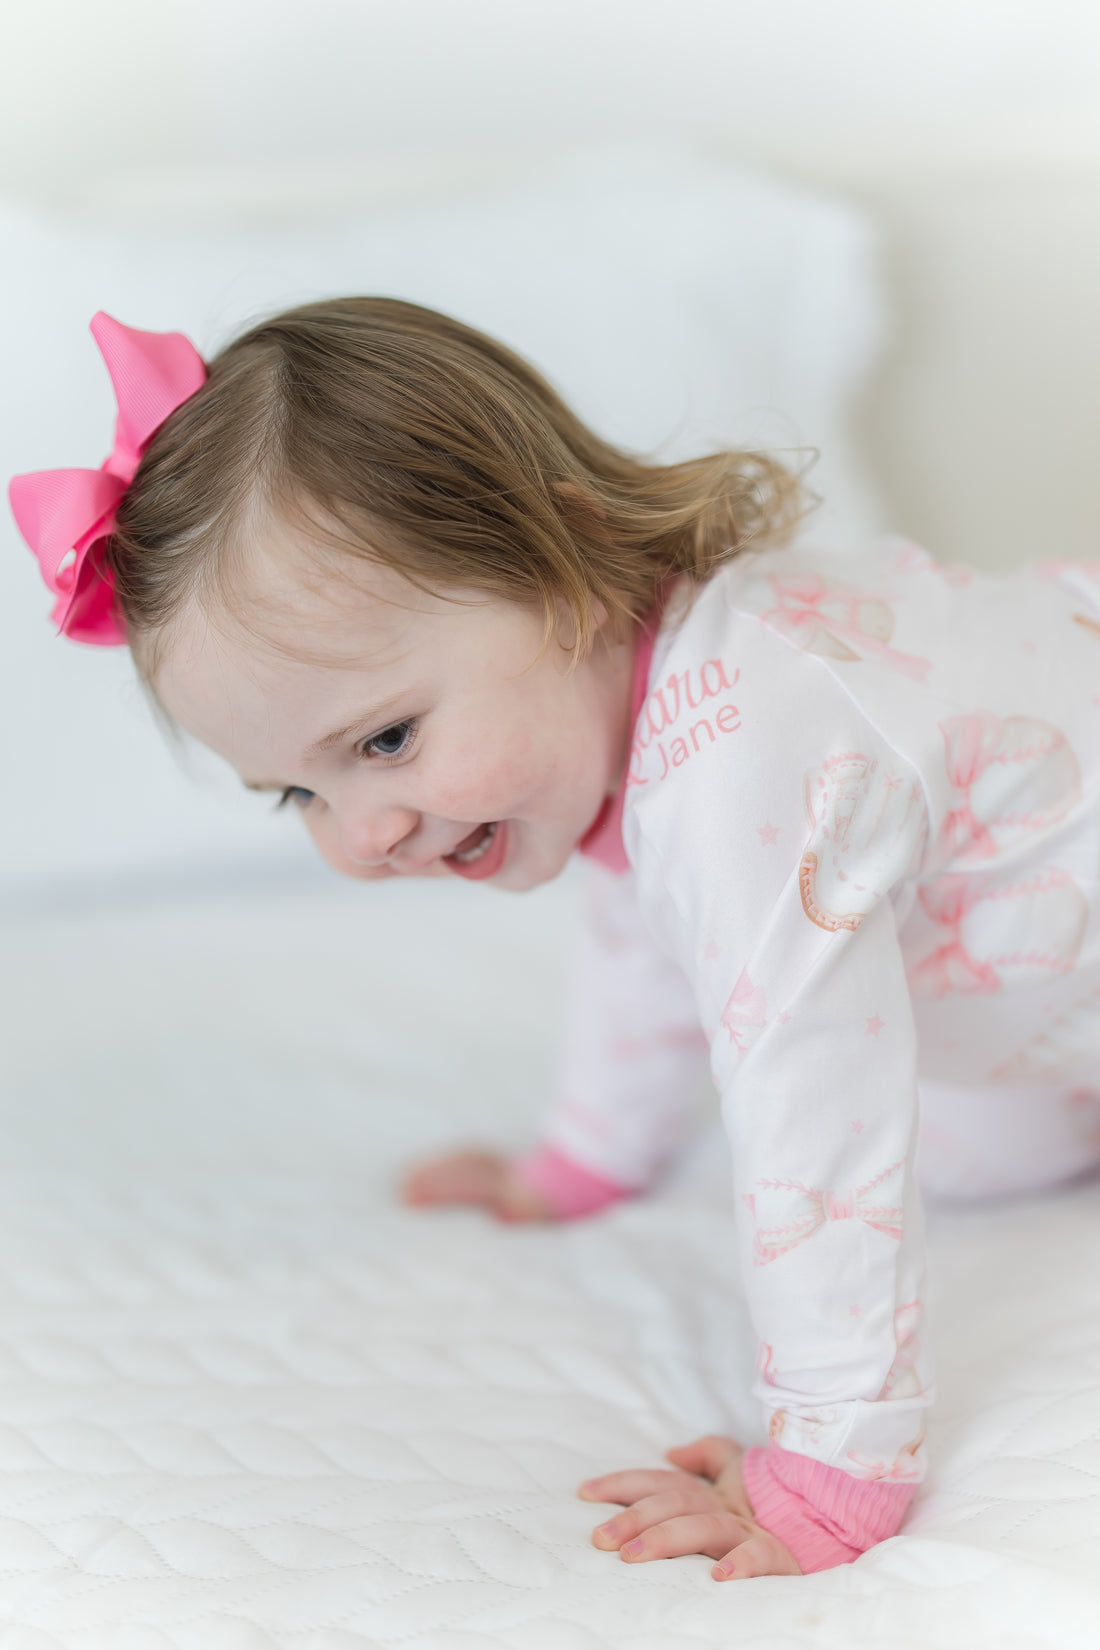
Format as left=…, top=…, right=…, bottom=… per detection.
left=584, top=718, right=934, bottom=1572
left=402, top=863, right=709, bottom=1220
left=583, top=889, right=931, bottom=1573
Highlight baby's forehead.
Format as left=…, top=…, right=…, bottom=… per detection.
left=214, top=519, right=450, bottom=665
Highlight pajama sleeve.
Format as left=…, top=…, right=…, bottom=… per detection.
left=713, top=885, right=931, bottom=1568
left=513, top=861, right=710, bottom=1217
left=636, top=700, right=935, bottom=1568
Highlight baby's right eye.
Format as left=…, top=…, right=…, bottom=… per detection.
left=277, top=786, right=315, bottom=810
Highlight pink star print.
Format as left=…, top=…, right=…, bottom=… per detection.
left=851, top=1120, right=864, bottom=1133
left=1021, top=640, right=1037, bottom=654
left=777, top=1010, right=791, bottom=1024
left=703, top=940, right=723, bottom=961
left=757, top=822, right=779, bottom=846
left=866, top=1014, right=885, bottom=1038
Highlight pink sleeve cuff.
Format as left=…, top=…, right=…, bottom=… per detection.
left=512, top=1145, right=632, bottom=1220
left=742, top=1443, right=916, bottom=1573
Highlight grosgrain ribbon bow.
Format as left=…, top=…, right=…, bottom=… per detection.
left=8, top=312, right=206, bottom=645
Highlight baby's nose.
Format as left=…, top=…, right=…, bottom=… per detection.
left=340, top=806, right=420, bottom=867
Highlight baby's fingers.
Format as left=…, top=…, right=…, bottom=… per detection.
left=665, top=1435, right=743, bottom=1481
left=578, top=1467, right=690, bottom=1505
left=402, top=1150, right=503, bottom=1206
left=591, top=1487, right=719, bottom=1549
left=713, top=1530, right=802, bottom=1581
left=616, top=1511, right=752, bottom=1565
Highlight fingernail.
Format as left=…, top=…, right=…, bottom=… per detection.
left=623, top=1538, right=644, bottom=1557
left=715, top=1561, right=734, bottom=1580
left=596, top=1522, right=616, bottom=1538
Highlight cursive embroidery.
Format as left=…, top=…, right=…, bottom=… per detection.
left=629, top=657, right=742, bottom=785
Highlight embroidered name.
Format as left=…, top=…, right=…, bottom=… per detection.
left=628, top=658, right=741, bottom=784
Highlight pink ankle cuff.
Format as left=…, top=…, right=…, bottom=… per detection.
left=512, top=1145, right=632, bottom=1220
left=741, top=1443, right=916, bottom=1574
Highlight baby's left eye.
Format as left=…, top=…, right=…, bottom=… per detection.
left=363, top=720, right=417, bottom=759
left=276, top=786, right=315, bottom=810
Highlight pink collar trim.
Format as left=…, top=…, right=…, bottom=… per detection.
left=577, top=606, right=662, bottom=874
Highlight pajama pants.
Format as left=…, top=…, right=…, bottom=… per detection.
left=918, top=1080, right=1100, bottom=1199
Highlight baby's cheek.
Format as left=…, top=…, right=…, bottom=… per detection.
left=433, top=758, right=516, bottom=821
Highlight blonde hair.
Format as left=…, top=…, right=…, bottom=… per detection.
left=106, top=296, right=811, bottom=670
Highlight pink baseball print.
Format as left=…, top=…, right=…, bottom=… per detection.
left=799, top=752, right=927, bottom=932
left=935, top=711, right=1081, bottom=866
left=910, top=866, right=1086, bottom=999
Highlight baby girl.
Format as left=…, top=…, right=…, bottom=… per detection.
left=12, top=301, right=1100, bottom=1579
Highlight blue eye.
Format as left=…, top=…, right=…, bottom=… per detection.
left=364, top=720, right=417, bottom=760
left=277, top=786, right=315, bottom=810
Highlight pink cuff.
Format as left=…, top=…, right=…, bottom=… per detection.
left=741, top=1444, right=916, bottom=1574
left=512, top=1145, right=632, bottom=1220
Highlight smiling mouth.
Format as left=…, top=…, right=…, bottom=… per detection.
left=448, top=822, right=497, bottom=864
left=443, top=820, right=508, bottom=880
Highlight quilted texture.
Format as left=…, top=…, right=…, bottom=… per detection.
left=2, top=870, right=1100, bottom=1648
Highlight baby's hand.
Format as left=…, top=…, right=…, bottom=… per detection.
left=401, top=1150, right=555, bottom=1222
left=580, top=1435, right=801, bottom=1581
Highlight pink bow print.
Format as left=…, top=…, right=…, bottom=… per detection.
left=934, top=712, right=1002, bottom=862
left=9, top=312, right=206, bottom=645
left=745, top=1159, right=904, bottom=1266
left=760, top=573, right=931, bottom=683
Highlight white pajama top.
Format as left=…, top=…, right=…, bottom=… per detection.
left=535, top=537, right=1100, bottom=1494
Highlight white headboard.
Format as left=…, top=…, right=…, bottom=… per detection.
left=4, top=0, right=1097, bottom=574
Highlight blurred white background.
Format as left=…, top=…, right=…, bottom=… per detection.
left=2, top=0, right=1099, bottom=899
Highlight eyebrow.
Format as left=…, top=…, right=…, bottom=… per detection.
left=242, top=697, right=407, bottom=792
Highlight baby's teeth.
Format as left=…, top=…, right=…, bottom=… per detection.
left=454, top=823, right=496, bottom=863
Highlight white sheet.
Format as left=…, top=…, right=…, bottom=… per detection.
left=2, top=871, right=1099, bottom=1647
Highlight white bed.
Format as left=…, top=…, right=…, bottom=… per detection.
left=2, top=872, right=1100, bottom=1647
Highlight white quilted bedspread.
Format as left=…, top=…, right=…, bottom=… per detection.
left=2, top=872, right=1100, bottom=1649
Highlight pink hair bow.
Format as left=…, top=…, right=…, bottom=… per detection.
left=8, top=312, right=206, bottom=645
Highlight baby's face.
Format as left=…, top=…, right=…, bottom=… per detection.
left=155, top=527, right=635, bottom=892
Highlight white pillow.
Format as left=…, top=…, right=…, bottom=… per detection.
left=0, top=143, right=888, bottom=896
